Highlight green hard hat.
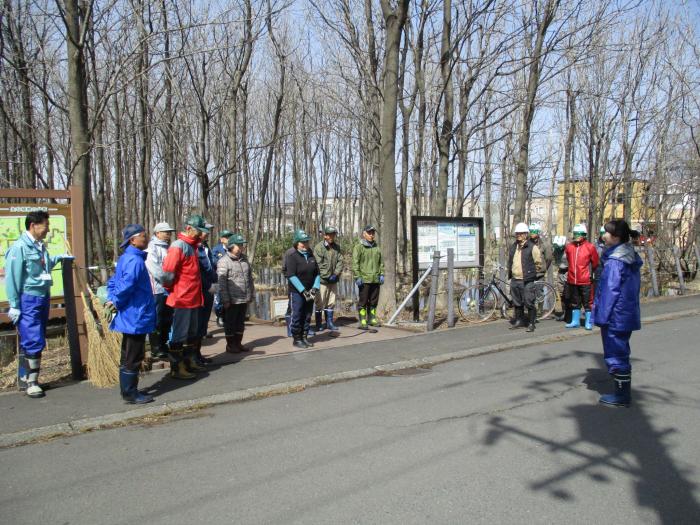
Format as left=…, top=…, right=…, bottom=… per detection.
left=185, top=215, right=210, bottom=233
left=228, top=233, right=247, bottom=245
left=529, top=223, right=541, bottom=235
left=293, top=229, right=311, bottom=243
left=219, top=229, right=234, bottom=238
left=572, top=223, right=588, bottom=236
left=323, top=226, right=338, bottom=234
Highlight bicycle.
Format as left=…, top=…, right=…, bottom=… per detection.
left=457, top=267, right=558, bottom=323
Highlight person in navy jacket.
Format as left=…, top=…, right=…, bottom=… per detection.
left=593, top=219, right=643, bottom=407
left=107, top=224, right=157, bottom=404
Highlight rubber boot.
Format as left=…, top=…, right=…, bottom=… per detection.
left=302, top=330, right=314, bottom=348
left=369, top=308, right=380, bottom=327
left=566, top=309, right=581, bottom=328
left=599, top=373, right=631, bottom=407
left=285, top=314, right=292, bottom=337
left=183, top=343, right=207, bottom=372
left=315, top=310, right=325, bottom=332
left=120, top=367, right=153, bottom=404
left=225, top=335, right=237, bottom=353
left=169, top=347, right=196, bottom=380
left=193, top=339, right=213, bottom=364
left=358, top=308, right=368, bottom=330
left=17, top=350, right=28, bottom=391
left=325, top=309, right=339, bottom=331
left=292, top=334, right=308, bottom=349
left=24, top=356, right=45, bottom=399
left=149, top=331, right=169, bottom=359
left=525, top=308, right=537, bottom=332
left=233, top=333, right=249, bottom=352
left=584, top=311, right=593, bottom=330
left=509, top=307, right=527, bottom=329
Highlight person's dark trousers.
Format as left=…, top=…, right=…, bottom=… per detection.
left=198, top=290, right=215, bottom=339
left=148, top=293, right=173, bottom=359
left=509, top=279, right=528, bottom=323
left=570, top=284, right=592, bottom=312
left=193, top=290, right=215, bottom=364
left=290, top=292, right=313, bottom=345
left=119, top=333, right=153, bottom=403
left=224, top=303, right=248, bottom=352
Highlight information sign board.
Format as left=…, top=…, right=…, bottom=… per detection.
left=412, top=216, right=483, bottom=270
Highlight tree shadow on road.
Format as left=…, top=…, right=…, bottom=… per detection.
left=482, top=355, right=700, bottom=524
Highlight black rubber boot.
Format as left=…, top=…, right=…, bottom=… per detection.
left=599, top=373, right=631, bottom=407
left=509, top=307, right=527, bottom=329
left=525, top=308, right=537, bottom=332
left=292, top=334, right=308, bottom=349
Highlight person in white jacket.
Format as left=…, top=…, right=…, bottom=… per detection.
left=145, top=222, right=175, bottom=359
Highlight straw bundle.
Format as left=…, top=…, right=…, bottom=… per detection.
left=82, top=290, right=122, bottom=387
left=63, top=238, right=122, bottom=388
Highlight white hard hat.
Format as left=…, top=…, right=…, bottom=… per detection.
left=573, top=223, right=588, bottom=235
left=154, top=222, right=175, bottom=233
left=514, top=222, right=530, bottom=234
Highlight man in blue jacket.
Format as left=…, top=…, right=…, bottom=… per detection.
left=107, top=224, right=157, bottom=404
left=594, top=219, right=643, bottom=407
left=4, top=210, right=72, bottom=398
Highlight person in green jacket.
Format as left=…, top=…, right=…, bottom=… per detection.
left=352, top=225, right=384, bottom=329
left=312, top=226, right=343, bottom=333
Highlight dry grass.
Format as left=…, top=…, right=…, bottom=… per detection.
left=0, top=334, right=72, bottom=392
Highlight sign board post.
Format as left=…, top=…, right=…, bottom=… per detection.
left=411, top=216, right=484, bottom=321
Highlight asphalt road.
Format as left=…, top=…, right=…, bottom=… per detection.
left=1, top=314, right=699, bottom=524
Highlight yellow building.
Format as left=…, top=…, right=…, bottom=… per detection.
left=556, top=179, right=649, bottom=237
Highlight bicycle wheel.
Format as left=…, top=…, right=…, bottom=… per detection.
left=458, top=284, right=498, bottom=322
left=533, top=281, right=558, bottom=320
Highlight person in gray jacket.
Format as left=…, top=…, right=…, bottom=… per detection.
left=217, top=234, right=255, bottom=353
left=145, top=222, right=176, bottom=359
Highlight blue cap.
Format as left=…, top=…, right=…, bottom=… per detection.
left=120, top=224, right=145, bottom=248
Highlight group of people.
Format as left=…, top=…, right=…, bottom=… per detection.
left=282, top=224, right=385, bottom=348
left=6, top=210, right=640, bottom=408
left=105, top=215, right=254, bottom=404
left=507, top=219, right=642, bottom=407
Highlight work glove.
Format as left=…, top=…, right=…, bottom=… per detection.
left=8, top=308, right=21, bottom=325
left=104, top=301, right=117, bottom=315
left=379, top=275, right=384, bottom=285
left=310, top=288, right=318, bottom=298
left=355, top=278, right=363, bottom=288
left=302, top=290, right=314, bottom=302
left=328, top=274, right=338, bottom=283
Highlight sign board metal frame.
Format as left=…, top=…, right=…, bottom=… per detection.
left=411, top=215, right=484, bottom=321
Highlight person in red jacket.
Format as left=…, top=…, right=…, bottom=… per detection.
left=162, top=215, right=210, bottom=379
left=564, top=224, right=599, bottom=330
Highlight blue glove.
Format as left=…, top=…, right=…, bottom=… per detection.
left=8, top=308, right=21, bottom=324
left=379, top=275, right=384, bottom=285
left=328, top=274, right=338, bottom=283
left=355, top=278, right=363, bottom=287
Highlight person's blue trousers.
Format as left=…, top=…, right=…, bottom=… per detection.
left=600, top=326, right=632, bottom=374
left=290, top=292, right=313, bottom=337
left=17, top=293, right=50, bottom=356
